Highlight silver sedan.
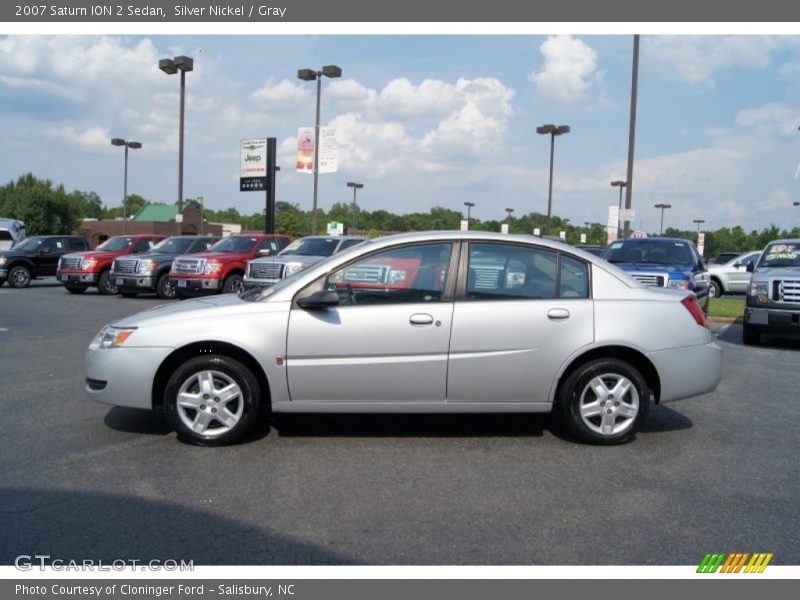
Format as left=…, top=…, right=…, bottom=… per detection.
left=85, top=231, right=722, bottom=446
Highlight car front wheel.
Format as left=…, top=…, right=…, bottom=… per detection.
left=8, top=265, right=32, bottom=288
left=709, top=279, right=722, bottom=298
left=156, top=273, right=176, bottom=299
left=223, top=274, right=244, bottom=294
left=164, top=355, right=263, bottom=446
left=97, top=270, right=117, bottom=295
left=559, top=358, right=650, bottom=445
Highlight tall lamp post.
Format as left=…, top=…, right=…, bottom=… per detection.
left=158, top=55, right=193, bottom=234
left=611, top=180, right=627, bottom=238
left=197, top=196, right=205, bottom=235
left=505, top=207, right=514, bottom=222
left=654, top=203, right=672, bottom=235
left=464, top=201, right=475, bottom=227
left=692, top=218, right=705, bottom=241
left=346, top=181, right=363, bottom=233
left=110, top=138, right=142, bottom=234
left=536, top=124, right=570, bottom=234
left=298, top=65, right=342, bottom=235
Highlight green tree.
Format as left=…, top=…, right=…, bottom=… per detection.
left=0, top=173, right=80, bottom=234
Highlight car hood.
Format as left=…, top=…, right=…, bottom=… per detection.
left=250, top=254, right=326, bottom=267
left=610, top=262, right=694, bottom=275
left=753, top=266, right=800, bottom=278
left=64, top=250, right=127, bottom=260
left=175, top=251, right=250, bottom=262
left=118, top=251, right=179, bottom=261
left=112, top=293, right=283, bottom=329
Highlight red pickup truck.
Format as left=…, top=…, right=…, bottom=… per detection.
left=57, top=234, right=165, bottom=295
left=169, top=234, right=292, bottom=297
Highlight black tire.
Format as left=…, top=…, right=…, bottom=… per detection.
left=65, top=285, right=87, bottom=294
left=558, top=358, right=650, bottom=445
left=8, top=265, right=32, bottom=288
left=164, top=355, right=263, bottom=446
left=222, top=273, right=244, bottom=294
left=156, top=273, right=176, bottom=300
left=97, top=270, right=117, bottom=295
left=0, top=278, right=6, bottom=287
left=709, top=279, right=722, bottom=298
left=742, top=322, right=761, bottom=346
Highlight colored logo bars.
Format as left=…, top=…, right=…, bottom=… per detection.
left=697, top=552, right=773, bottom=573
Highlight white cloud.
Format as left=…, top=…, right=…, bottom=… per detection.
left=643, top=36, right=786, bottom=88
left=735, top=103, right=800, bottom=136
left=46, top=124, right=110, bottom=149
left=529, top=35, right=598, bottom=103
left=250, top=78, right=311, bottom=109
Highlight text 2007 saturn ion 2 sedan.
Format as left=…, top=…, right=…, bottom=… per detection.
left=86, top=231, right=722, bottom=446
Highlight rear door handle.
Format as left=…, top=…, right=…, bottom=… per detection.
left=409, top=313, right=434, bottom=326
left=547, top=308, right=570, bottom=320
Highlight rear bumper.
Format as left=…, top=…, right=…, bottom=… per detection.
left=57, top=271, right=98, bottom=284
left=646, top=340, right=723, bottom=404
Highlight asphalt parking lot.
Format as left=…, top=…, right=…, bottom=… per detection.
left=1, top=281, right=798, bottom=565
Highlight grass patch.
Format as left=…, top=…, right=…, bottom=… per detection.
left=708, top=296, right=745, bottom=319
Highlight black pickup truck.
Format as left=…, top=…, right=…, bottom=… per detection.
left=110, top=235, right=219, bottom=299
left=0, top=235, right=90, bottom=288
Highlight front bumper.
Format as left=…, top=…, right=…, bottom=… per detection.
left=170, top=276, right=221, bottom=292
left=0, top=267, right=7, bottom=278
left=243, top=275, right=280, bottom=287
left=58, top=271, right=98, bottom=284
left=745, top=306, right=800, bottom=332
left=646, top=340, right=723, bottom=404
left=112, top=273, right=157, bottom=290
left=85, top=345, right=172, bottom=409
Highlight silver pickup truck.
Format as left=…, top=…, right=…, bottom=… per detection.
left=243, top=235, right=366, bottom=287
left=743, top=239, right=800, bottom=344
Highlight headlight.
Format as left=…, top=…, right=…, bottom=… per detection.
left=204, top=261, right=222, bottom=274
left=171, top=260, right=177, bottom=271
left=138, top=260, right=157, bottom=275
left=747, top=280, right=769, bottom=303
left=0, top=256, right=7, bottom=265
left=388, top=269, right=406, bottom=284
left=667, top=276, right=689, bottom=289
left=283, top=263, right=306, bottom=277
left=93, top=326, right=137, bottom=349
left=81, top=258, right=97, bottom=270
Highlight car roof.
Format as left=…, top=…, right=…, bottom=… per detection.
left=611, top=237, right=691, bottom=244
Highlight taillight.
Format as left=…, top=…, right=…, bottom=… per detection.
left=681, top=295, right=707, bottom=328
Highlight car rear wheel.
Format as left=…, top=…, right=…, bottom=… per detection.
left=65, top=284, right=87, bottom=294
left=8, top=265, right=31, bottom=288
left=742, top=322, right=761, bottom=346
left=559, top=358, right=650, bottom=445
left=156, top=273, right=176, bottom=299
left=709, top=279, right=722, bottom=298
left=164, top=355, right=263, bottom=446
left=222, top=274, right=244, bottom=294
left=97, top=270, right=117, bottom=295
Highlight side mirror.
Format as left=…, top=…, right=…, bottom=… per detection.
left=297, top=289, right=340, bottom=309
left=258, top=249, right=271, bottom=257
left=746, top=261, right=755, bottom=273
left=40, top=246, right=51, bottom=255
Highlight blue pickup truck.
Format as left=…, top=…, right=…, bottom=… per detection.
left=602, top=237, right=710, bottom=300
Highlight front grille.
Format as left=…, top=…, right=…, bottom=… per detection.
left=249, top=262, right=283, bottom=280
left=60, top=257, right=82, bottom=270
left=777, top=279, right=800, bottom=303
left=631, top=273, right=665, bottom=287
left=113, top=258, right=138, bottom=274
left=173, top=258, right=204, bottom=275
left=342, top=265, right=388, bottom=283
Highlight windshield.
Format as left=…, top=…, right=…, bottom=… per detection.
left=12, top=237, right=46, bottom=251
left=96, top=237, right=134, bottom=252
left=604, top=241, right=692, bottom=265
left=152, top=237, right=195, bottom=254
left=758, top=243, right=800, bottom=268
left=208, top=236, right=258, bottom=253
left=280, top=237, right=340, bottom=257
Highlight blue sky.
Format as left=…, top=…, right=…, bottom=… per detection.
left=1, top=34, right=799, bottom=232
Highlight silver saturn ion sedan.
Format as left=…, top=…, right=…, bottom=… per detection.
left=86, top=231, right=722, bottom=446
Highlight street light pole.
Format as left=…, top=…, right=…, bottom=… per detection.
left=692, top=218, right=705, bottom=242
left=198, top=196, right=205, bottom=235
left=346, top=181, right=363, bottom=233
left=505, top=207, right=514, bottom=223
left=654, top=203, right=672, bottom=235
left=159, top=55, right=194, bottom=234
left=611, top=180, right=627, bottom=238
left=464, top=201, right=475, bottom=227
left=298, top=65, right=342, bottom=235
left=110, top=138, right=142, bottom=235
left=536, top=124, right=570, bottom=235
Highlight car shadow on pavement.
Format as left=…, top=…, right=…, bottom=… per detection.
left=639, top=404, right=693, bottom=434
left=273, top=413, right=549, bottom=439
left=0, top=488, right=360, bottom=565
left=717, top=322, right=800, bottom=349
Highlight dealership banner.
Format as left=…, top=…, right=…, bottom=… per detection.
left=2, top=0, right=798, bottom=21
left=296, top=127, right=338, bottom=174
left=606, top=205, right=620, bottom=245
left=240, top=138, right=267, bottom=191
left=296, top=128, right=314, bottom=174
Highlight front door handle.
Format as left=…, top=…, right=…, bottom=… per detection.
left=409, top=313, right=434, bottom=326
left=547, top=308, right=570, bottom=320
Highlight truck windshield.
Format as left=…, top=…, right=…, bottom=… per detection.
left=208, top=237, right=258, bottom=253
left=604, top=241, right=692, bottom=265
left=758, top=243, right=800, bottom=268
left=96, top=237, right=133, bottom=251
left=11, top=237, right=46, bottom=251
left=279, top=238, right=339, bottom=257
left=152, top=237, right=195, bottom=254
